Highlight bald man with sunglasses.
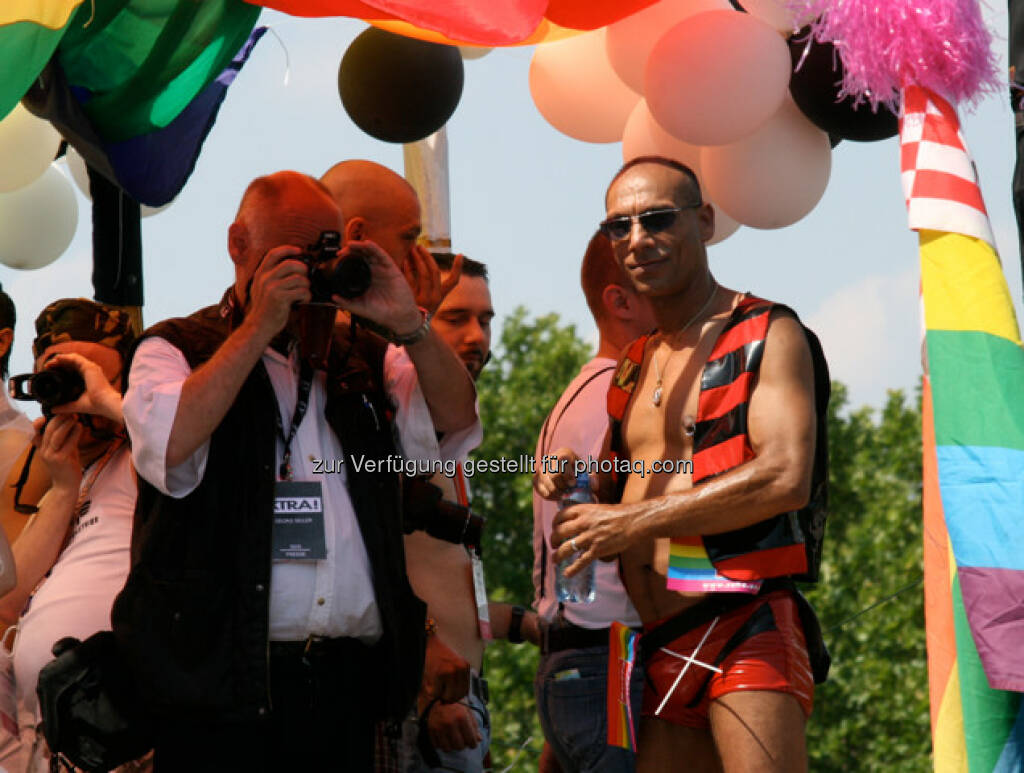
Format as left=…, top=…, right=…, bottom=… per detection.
left=536, top=157, right=831, bottom=772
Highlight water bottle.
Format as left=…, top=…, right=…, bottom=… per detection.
left=555, top=472, right=596, bottom=604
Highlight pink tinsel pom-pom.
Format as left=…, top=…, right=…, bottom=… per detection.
left=789, top=0, right=1001, bottom=110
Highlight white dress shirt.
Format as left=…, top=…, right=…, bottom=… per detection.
left=124, top=336, right=480, bottom=643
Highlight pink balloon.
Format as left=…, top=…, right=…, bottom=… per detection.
left=621, top=100, right=702, bottom=172
left=708, top=203, right=741, bottom=245
left=645, top=11, right=790, bottom=146
left=606, top=0, right=731, bottom=93
left=529, top=29, right=640, bottom=143
left=701, top=97, right=831, bottom=229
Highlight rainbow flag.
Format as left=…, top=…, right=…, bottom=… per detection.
left=666, top=536, right=761, bottom=594
left=902, top=85, right=1024, bottom=771
left=606, top=621, right=639, bottom=750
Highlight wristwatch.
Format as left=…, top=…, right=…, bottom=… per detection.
left=392, top=308, right=431, bottom=347
left=507, top=605, right=526, bottom=644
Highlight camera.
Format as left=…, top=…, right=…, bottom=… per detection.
left=404, top=476, right=485, bottom=549
left=301, top=231, right=372, bottom=302
left=9, top=365, right=85, bottom=416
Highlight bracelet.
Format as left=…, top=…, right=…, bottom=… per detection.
left=392, top=308, right=431, bottom=347
left=507, top=605, right=526, bottom=644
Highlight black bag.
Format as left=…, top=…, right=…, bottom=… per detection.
left=36, top=631, right=153, bottom=772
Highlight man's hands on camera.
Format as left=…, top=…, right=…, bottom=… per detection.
left=330, top=241, right=422, bottom=337
left=48, top=353, right=123, bottom=426
left=243, top=246, right=312, bottom=343
left=33, top=414, right=83, bottom=493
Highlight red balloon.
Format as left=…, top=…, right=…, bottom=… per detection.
left=543, top=0, right=659, bottom=31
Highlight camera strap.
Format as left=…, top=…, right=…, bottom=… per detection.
left=275, top=360, right=314, bottom=481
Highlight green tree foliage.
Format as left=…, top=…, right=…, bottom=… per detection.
left=470, top=310, right=929, bottom=771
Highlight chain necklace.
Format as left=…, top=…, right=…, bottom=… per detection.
left=651, top=281, right=718, bottom=408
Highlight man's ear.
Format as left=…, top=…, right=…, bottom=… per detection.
left=697, top=202, right=716, bottom=244
left=602, top=285, right=630, bottom=320
left=227, top=221, right=248, bottom=267
left=0, top=328, right=12, bottom=360
left=344, top=216, right=366, bottom=243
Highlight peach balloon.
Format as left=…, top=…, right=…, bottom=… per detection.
left=645, top=11, right=790, bottom=146
left=529, top=28, right=640, bottom=143
left=621, top=99, right=703, bottom=172
left=606, top=0, right=731, bottom=93
left=737, top=0, right=801, bottom=33
left=701, top=97, right=831, bottom=229
left=708, top=203, right=741, bottom=244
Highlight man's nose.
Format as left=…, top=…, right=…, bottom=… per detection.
left=627, top=217, right=650, bottom=252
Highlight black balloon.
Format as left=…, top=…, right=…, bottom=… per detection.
left=338, top=28, right=464, bottom=144
left=788, top=30, right=898, bottom=143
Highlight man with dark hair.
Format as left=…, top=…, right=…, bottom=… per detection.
left=0, top=299, right=137, bottom=770
left=537, top=158, right=829, bottom=772
left=0, top=284, right=33, bottom=490
left=532, top=231, right=655, bottom=773
left=116, top=171, right=478, bottom=770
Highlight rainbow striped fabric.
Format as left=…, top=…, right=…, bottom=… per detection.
left=902, top=85, right=1024, bottom=771
left=606, top=621, right=639, bottom=751
left=667, top=536, right=761, bottom=594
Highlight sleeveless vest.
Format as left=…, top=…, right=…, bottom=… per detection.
left=608, top=295, right=829, bottom=584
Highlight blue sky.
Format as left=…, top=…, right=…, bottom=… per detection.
left=2, top=2, right=1018, bottom=415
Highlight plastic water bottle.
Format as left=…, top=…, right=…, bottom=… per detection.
left=555, top=472, right=596, bottom=604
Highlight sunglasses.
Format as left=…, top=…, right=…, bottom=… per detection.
left=599, top=204, right=701, bottom=242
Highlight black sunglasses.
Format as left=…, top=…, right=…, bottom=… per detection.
left=599, top=204, right=701, bottom=242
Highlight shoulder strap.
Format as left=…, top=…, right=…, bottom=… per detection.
left=607, top=334, right=650, bottom=422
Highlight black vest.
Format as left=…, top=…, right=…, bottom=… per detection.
left=111, top=296, right=426, bottom=722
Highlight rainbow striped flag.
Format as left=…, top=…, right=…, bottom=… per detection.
left=667, top=536, right=761, bottom=594
left=902, top=85, right=1024, bottom=771
left=606, top=621, right=639, bottom=750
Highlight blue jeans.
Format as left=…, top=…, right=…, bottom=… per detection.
left=535, top=646, right=644, bottom=773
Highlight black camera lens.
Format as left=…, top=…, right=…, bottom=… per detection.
left=8, top=364, right=85, bottom=414
left=314, top=254, right=372, bottom=300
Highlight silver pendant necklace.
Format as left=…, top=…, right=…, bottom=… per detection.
left=651, top=281, right=718, bottom=408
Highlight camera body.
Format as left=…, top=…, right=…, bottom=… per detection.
left=300, top=231, right=372, bottom=302
left=403, top=476, right=485, bottom=549
left=9, top=365, right=86, bottom=417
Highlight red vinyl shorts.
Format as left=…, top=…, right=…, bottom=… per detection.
left=640, top=591, right=814, bottom=729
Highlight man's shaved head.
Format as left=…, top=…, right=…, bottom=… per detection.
left=320, top=160, right=421, bottom=266
left=605, top=156, right=702, bottom=211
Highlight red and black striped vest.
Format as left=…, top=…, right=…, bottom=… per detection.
left=608, top=295, right=829, bottom=583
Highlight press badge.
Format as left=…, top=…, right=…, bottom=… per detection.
left=272, top=481, right=327, bottom=560
left=471, top=553, right=493, bottom=640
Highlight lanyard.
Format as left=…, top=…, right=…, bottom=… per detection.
left=275, top=360, right=314, bottom=481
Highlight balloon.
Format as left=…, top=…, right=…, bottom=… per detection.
left=339, top=28, right=464, bottom=144
left=701, top=97, right=831, bottom=229
left=788, top=32, right=899, bottom=142
left=0, top=164, right=78, bottom=270
left=64, top=147, right=172, bottom=217
left=621, top=100, right=703, bottom=171
left=606, top=0, right=731, bottom=93
left=708, top=204, right=741, bottom=245
left=734, top=0, right=802, bottom=33
left=544, top=0, right=660, bottom=31
left=0, top=104, right=61, bottom=193
left=530, top=29, right=640, bottom=143
left=459, top=46, right=492, bottom=60
left=645, top=11, right=790, bottom=146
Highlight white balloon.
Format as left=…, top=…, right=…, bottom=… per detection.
left=64, top=145, right=171, bottom=217
left=701, top=97, right=831, bottom=229
left=0, top=105, right=62, bottom=193
left=0, top=164, right=78, bottom=269
left=529, top=29, right=640, bottom=144
left=459, top=46, right=492, bottom=60
left=738, top=0, right=807, bottom=33
left=708, top=203, right=741, bottom=244
left=645, top=11, right=791, bottom=146
left=606, top=0, right=731, bottom=93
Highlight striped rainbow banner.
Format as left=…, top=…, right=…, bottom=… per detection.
left=606, top=621, right=639, bottom=751
left=902, top=85, right=1024, bottom=771
left=666, top=535, right=761, bottom=593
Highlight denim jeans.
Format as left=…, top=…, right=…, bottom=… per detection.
left=535, top=646, right=644, bottom=773
left=400, top=691, right=491, bottom=772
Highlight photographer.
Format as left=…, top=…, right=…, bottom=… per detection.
left=0, top=299, right=137, bottom=770
left=115, top=171, right=477, bottom=771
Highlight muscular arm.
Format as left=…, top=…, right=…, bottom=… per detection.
left=552, top=312, right=817, bottom=568
left=402, top=329, right=477, bottom=434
